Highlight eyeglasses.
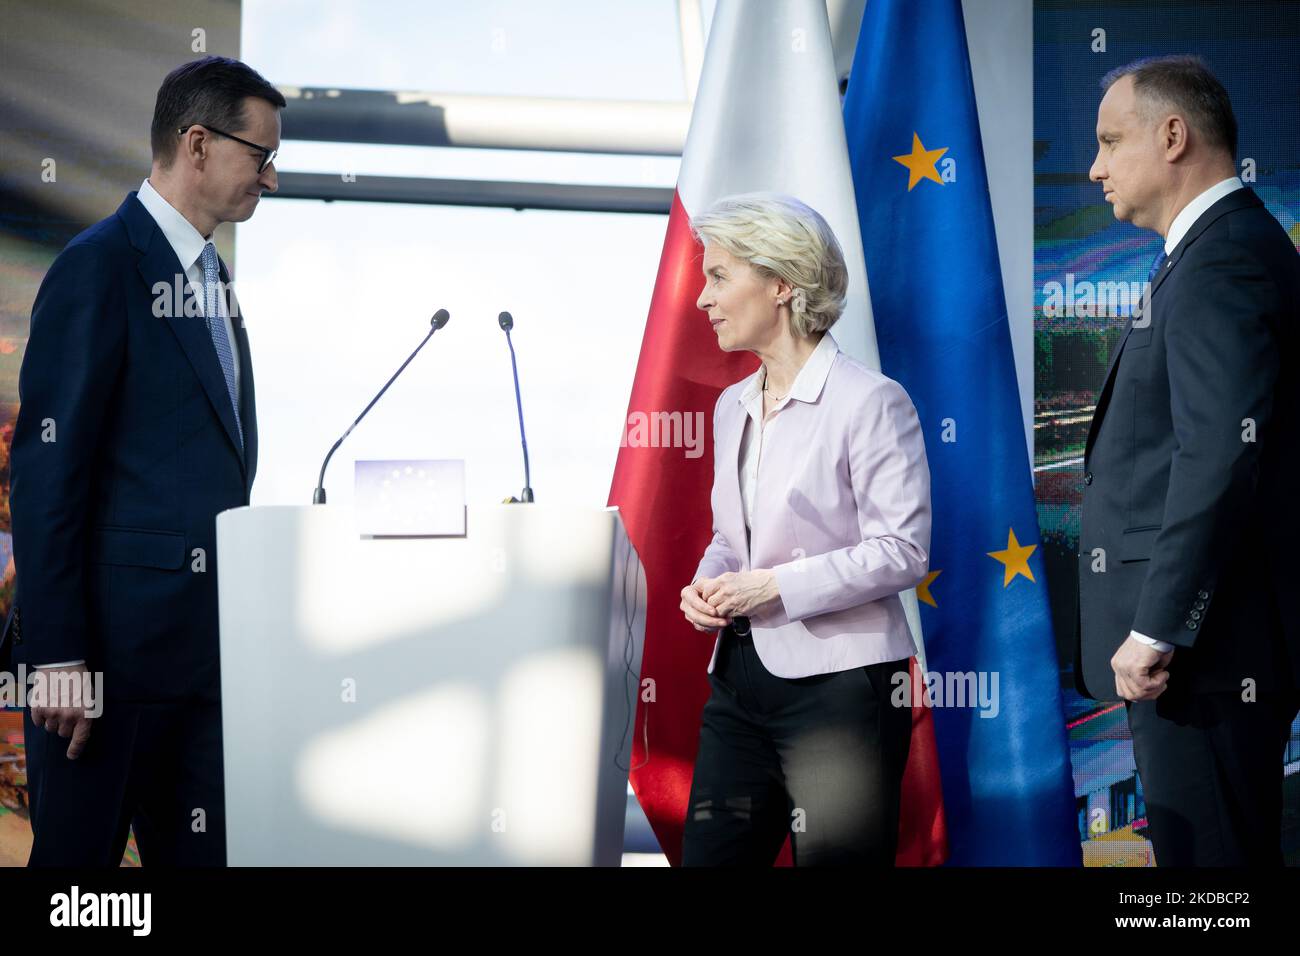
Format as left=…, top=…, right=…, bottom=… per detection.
left=177, top=124, right=278, bottom=173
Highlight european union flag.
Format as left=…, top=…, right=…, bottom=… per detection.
left=844, top=0, right=1080, bottom=865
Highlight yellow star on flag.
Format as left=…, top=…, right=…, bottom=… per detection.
left=987, top=528, right=1036, bottom=586
left=917, top=569, right=942, bottom=608
left=892, top=132, right=948, bottom=191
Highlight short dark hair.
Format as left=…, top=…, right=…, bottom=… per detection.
left=1101, top=55, right=1237, bottom=157
left=150, top=56, right=286, bottom=167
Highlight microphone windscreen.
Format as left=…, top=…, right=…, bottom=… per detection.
left=430, top=308, right=450, bottom=329
left=498, top=311, right=514, bottom=331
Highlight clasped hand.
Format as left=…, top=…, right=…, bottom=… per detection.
left=679, top=570, right=779, bottom=632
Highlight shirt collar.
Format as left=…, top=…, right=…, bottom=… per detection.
left=137, top=177, right=211, bottom=273
left=738, top=332, right=840, bottom=408
left=1164, top=176, right=1243, bottom=254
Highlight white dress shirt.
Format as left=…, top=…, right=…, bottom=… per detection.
left=737, top=333, right=839, bottom=538
left=1163, top=176, right=1243, bottom=255
left=136, top=178, right=242, bottom=399
left=1128, top=176, right=1244, bottom=657
left=35, top=181, right=244, bottom=672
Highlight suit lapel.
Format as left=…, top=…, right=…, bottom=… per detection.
left=222, top=260, right=257, bottom=495
left=1085, top=254, right=1171, bottom=462
left=1085, top=316, right=1143, bottom=464
left=1083, top=188, right=1262, bottom=464
left=718, top=396, right=750, bottom=569
left=122, top=194, right=247, bottom=470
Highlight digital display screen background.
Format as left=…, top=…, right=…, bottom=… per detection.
left=1033, top=0, right=1300, bottom=864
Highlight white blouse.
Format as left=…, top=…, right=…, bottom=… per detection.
left=736, top=334, right=839, bottom=541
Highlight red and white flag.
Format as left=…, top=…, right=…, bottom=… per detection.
left=608, top=0, right=948, bottom=866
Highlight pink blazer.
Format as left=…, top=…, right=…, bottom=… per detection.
left=693, top=335, right=931, bottom=678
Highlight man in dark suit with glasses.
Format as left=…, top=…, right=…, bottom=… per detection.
left=4, top=55, right=282, bottom=865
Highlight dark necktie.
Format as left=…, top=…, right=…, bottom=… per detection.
left=200, top=242, right=244, bottom=451
left=1147, top=248, right=1168, bottom=285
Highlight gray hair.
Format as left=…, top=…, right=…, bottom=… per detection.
left=691, top=192, right=848, bottom=338
left=1101, top=55, right=1237, bottom=157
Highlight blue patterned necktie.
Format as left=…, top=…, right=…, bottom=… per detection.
left=199, top=242, right=244, bottom=451
left=1147, top=248, right=1168, bottom=285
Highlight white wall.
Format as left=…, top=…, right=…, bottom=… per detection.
left=962, top=0, right=1035, bottom=461
left=239, top=200, right=667, bottom=511
left=238, top=1, right=683, bottom=511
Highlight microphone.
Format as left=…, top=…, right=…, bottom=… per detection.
left=498, top=311, right=534, bottom=503
left=312, top=309, right=450, bottom=504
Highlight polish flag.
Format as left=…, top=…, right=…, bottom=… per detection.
left=608, top=0, right=947, bottom=866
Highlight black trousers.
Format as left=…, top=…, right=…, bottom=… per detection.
left=23, top=696, right=227, bottom=866
left=682, top=626, right=912, bottom=866
left=1126, top=682, right=1300, bottom=866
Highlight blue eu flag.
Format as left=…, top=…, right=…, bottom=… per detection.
left=844, top=0, right=1081, bottom=865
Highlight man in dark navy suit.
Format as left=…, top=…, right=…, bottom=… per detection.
left=1077, top=55, right=1300, bottom=865
left=2, top=56, right=283, bottom=865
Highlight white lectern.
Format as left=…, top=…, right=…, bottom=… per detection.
left=215, top=504, right=646, bottom=866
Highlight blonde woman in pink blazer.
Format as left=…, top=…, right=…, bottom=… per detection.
left=679, top=193, right=932, bottom=866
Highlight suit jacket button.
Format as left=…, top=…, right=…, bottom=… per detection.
left=1083, top=471, right=1093, bottom=485
left=1186, top=620, right=1198, bottom=630
left=1190, top=610, right=1202, bottom=621
left=1197, top=590, right=1209, bottom=600
left=1193, top=601, right=1205, bottom=611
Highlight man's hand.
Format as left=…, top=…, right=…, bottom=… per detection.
left=1111, top=636, right=1175, bottom=702
left=30, top=663, right=96, bottom=760
left=700, top=570, right=780, bottom=619
left=681, top=580, right=730, bottom=632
